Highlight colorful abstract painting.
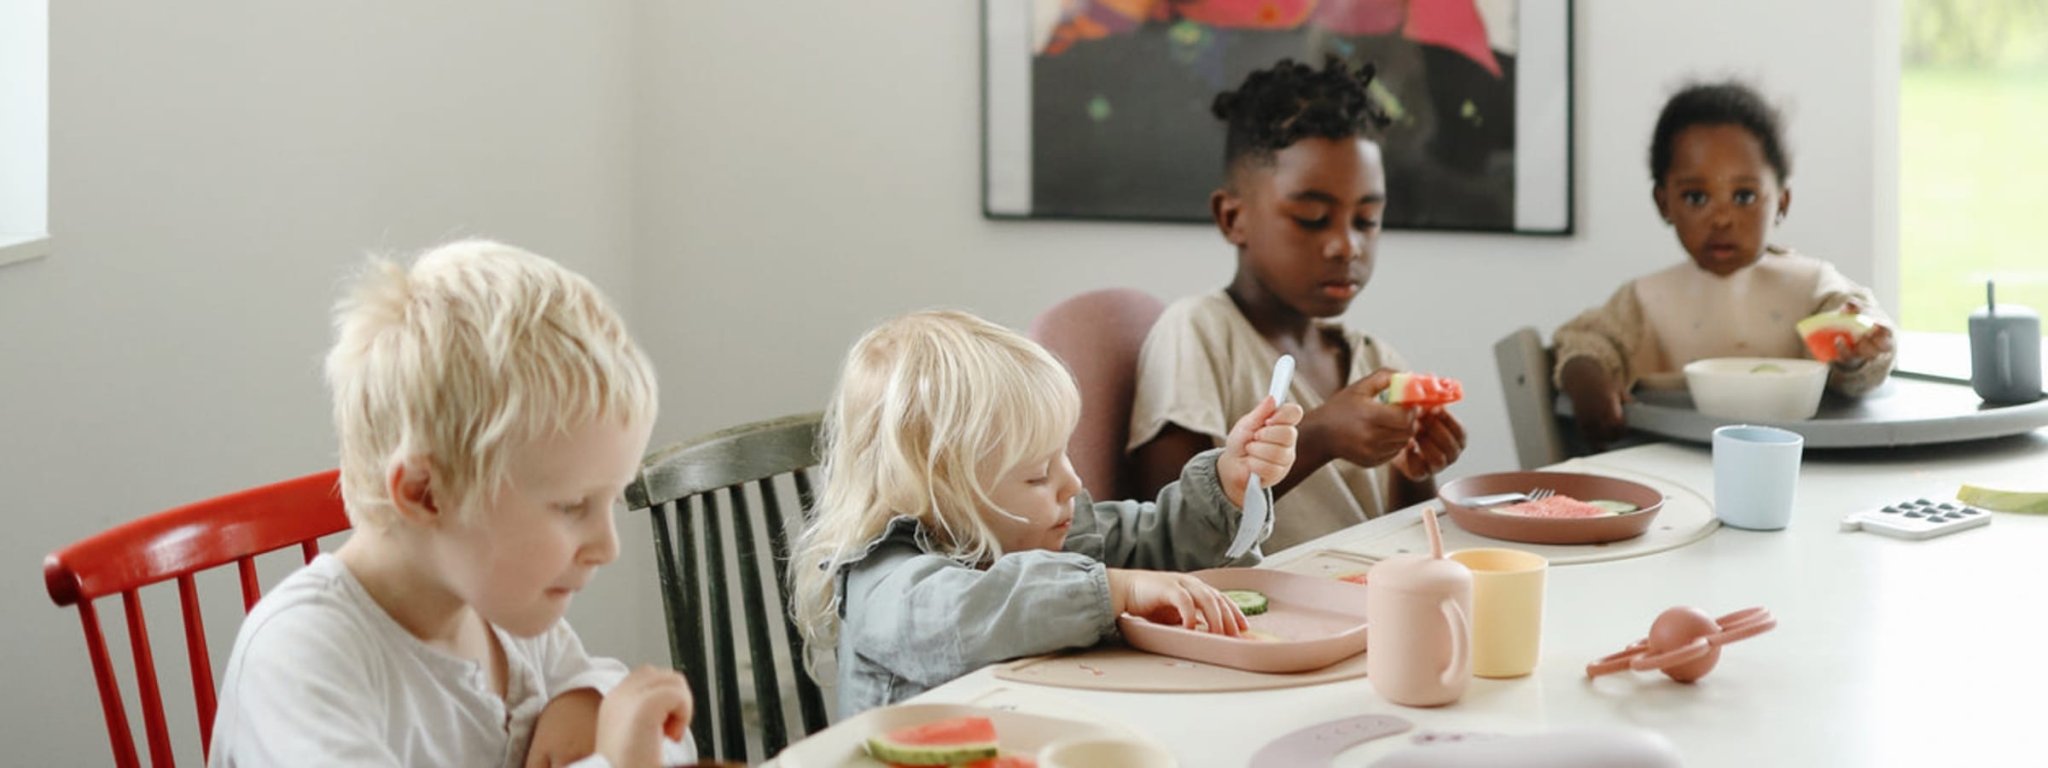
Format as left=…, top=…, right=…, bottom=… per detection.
left=984, top=0, right=1573, bottom=233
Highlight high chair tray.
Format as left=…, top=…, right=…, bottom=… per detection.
left=1558, top=372, right=2048, bottom=448
left=1116, top=567, right=1369, bottom=673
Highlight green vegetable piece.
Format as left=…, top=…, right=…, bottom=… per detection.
left=1224, top=589, right=1269, bottom=616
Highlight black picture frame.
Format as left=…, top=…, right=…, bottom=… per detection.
left=982, top=0, right=1575, bottom=235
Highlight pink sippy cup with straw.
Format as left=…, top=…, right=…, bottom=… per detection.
left=1365, top=507, right=1473, bottom=707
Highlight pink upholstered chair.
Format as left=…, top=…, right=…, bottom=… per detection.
left=1028, top=288, right=1167, bottom=501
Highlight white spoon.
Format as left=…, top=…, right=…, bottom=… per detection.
left=1226, top=355, right=1295, bottom=559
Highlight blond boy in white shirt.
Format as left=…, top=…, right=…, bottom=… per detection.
left=210, top=240, right=695, bottom=767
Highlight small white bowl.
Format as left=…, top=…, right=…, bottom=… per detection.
left=1682, top=357, right=1829, bottom=422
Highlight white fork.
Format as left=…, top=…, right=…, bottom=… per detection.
left=1463, top=487, right=1556, bottom=506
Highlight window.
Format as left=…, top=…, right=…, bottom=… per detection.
left=1899, top=0, right=2048, bottom=333
left=0, top=0, right=50, bottom=268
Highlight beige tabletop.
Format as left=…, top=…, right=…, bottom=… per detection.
left=893, top=432, right=2048, bottom=766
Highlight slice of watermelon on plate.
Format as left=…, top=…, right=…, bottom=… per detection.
left=866, top=715, right=1000, bottom=766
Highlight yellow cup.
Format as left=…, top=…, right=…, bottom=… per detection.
left=1447, top=548, right=1547, bottom=678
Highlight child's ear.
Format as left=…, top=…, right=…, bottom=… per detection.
left=1777, top=186, right=1792, bottom=220
left=386, top=455, right=445, bottom=527
left=1650, top=184, right=1671, bottom=224
left=1211, top=187, right=1248, bottom=246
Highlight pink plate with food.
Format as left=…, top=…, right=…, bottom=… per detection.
left=1115, top=568, right=1369, bottom=674
left=1439, top=471, right=1666, bottom=545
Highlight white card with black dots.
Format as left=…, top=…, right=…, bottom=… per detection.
left=1840, top=497, right=1992, bottom=540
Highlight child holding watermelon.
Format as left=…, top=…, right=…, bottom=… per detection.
left=1553, top=82, right=1896, bottom=449
left=789, top=310, right=1304, bottom=717
left=1129, top=57, right=1468, bottom=552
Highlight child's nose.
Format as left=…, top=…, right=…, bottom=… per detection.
left=1054, top=453, right=1084, bottom=501
left=1325, top=234, right=1363, bottom=261
left=582, top=506, right=621, bottom=566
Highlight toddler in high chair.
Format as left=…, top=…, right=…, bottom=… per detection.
left=1554, top=81, right=1897, bottom=449
left=209, top=240, right=696, bottom=767
left=790, top=310, right=1303, bottom=717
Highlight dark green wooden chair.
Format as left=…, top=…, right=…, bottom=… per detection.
left=624, top=412, right=830, bottom=763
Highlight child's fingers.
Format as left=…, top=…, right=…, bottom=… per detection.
left=1264, top=402, right=1305, bottom=427
left=1250, top=422, right=1298, bottom=448
left=1240, top=395, right=1278, bottom=431
left=1354, top=368, right=1399, bottom=398
left=1190, top=582, right=1240, bottom=637
left=1422, top=413, right=1466, bottom=456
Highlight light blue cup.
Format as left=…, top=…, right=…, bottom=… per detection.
left=1712, top=425, right=1804, bottom=530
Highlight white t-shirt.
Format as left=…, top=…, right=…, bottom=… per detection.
left=209, top=555, right=695, bottom=768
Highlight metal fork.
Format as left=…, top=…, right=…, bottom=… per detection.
left=1462, top=487, right=1556, bottom=507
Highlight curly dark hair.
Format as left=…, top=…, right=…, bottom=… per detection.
left=1212, top=56, right=1391, bottom=175
left=1649, top=82, right=1791, bottom=186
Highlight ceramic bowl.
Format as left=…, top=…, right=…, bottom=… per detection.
left=1682, top=357, right=1829, bottom=422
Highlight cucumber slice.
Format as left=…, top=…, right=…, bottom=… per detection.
left=1223, top=589, right=1269, bottom=616
left=1958, top=484, right=2048, bottom=514
left=1588, top=499, right=1639, bottom=515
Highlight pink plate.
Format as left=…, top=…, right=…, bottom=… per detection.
left=1439, top=471, right=1665, bottom=545
left=1116, top=568, right=1369, bottom=673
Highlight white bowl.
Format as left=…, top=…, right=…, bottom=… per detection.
left=1682, top=357, right=1828, bottom=422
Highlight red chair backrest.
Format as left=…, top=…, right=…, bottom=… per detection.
left=43, top=469, right=352, bottom=768
left=1028, top=288, right=1167, bottom=501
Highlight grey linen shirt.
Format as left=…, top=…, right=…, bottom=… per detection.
left=831, top=448, right=1267, bottom=717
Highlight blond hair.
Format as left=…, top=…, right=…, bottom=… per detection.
left=324, top=239, right=658, bottom=528
left=790, top=310, right=1082, bottom=661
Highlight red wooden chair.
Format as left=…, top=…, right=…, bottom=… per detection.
left=43, top=469, right=351, bottom=768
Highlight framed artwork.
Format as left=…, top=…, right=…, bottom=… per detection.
left=983, top=0, right=1574, bottom=234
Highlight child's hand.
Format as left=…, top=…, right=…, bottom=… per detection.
left=1299, top=369, right=1421, bottom=471
left=1218, top=395, right=1305, bottom=507
left=1830, top=303, right=1895, bottom=369
left=595, top=666, right=694, bottom=768
left=1391, top=408, right=1468, bottom=481
left=1559, top=357, right=1628, bottom=450
left=1106, top=568, right=1248, bottom=637
left=525, top=688, right=602, bottom=768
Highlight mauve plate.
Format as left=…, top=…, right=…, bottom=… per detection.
left=1116, top=568, right=1369, bottom=673
left=1439, top=471, right=1665, bottom=545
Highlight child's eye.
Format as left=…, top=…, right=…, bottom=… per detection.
left=556, top=501, right=590, bottom=517
left=1681, top=191, right=1708, bottom=206
left=1734, top=190, right=1758, bottom=205
left=1353, top=216, right=1380, bottom=231
left=1294, top=216, right=1329, bottom=230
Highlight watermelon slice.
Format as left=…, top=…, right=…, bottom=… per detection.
left=1379, top=372, right=1464, bottom=407
left=1494, top=494, right=1611, bottom=518
left=893, top=756, right=1037, bottom=768
left=866, top=716, right=1000, bottom=766
left=1796, top=311, right=1875, bottom=363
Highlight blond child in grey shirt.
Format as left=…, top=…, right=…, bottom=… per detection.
left=789, top=310, right=1303, bottom=717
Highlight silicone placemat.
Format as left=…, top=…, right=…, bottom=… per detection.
left=992, top=640, right=1371, bottom=693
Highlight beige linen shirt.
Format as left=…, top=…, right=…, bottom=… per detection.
left=1552, top=247, right=1895, bottom=396
left=1130, top=291, right=1409, bottom=552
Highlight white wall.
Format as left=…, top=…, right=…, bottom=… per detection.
left=0, top=3, right=649, bottom=763
left=1, top=0, right=1897, bottom=763
left=633, top=0, right=1901, bottom=469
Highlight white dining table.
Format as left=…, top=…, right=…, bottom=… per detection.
left=900, top=431, right=2048, bottom=767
